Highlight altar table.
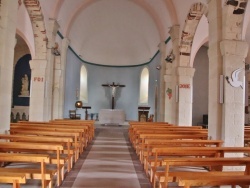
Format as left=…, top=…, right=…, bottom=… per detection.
left=99, top=109, right=125, bottom=124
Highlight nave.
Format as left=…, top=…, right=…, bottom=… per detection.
left=2, top=120, right=250, bottom=188
left=60, top=124, right=151, bottom=188
left=0, top=123, right=151, bottom=188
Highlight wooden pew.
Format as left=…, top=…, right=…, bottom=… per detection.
left=9, top=129, right=82, bottom=159
left=140, top=139, right=223, bottom=164
left=0, top=153, right=50, bottom=188
left=131, top=128, right=208, bottom=149
left=0, top=134, right=75, bottom=171
left=0, top=142, right=65, bottom=186
left=136, top=133, right=208, bottom=156
left=0, top=172, right=26, bottom=188
left=49, top=120, right=95, bottom=140
left=10, top=123, right=87, bottom=151
left=159, top=157, right=250, bottom=188
left=10, top=124, right=87, bottom=152
left=150, top=147, right=250, bottom=188
left=16, top=121, right=94, bottom=142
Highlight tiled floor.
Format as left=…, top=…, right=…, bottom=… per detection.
left=59, top=124, right=152, bottom=188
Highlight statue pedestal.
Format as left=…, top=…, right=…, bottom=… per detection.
left=19, top=91, right=30, bottom=97
left=18, top=95, right=30, bottom=98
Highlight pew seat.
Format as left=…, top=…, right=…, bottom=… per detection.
left=0, top=172, right=26, bottom=188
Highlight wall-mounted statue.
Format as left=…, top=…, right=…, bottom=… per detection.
left=20, top=74, right=29, bottom=96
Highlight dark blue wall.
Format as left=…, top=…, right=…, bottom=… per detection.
left=64, top=49, right=161, bottom=121
left=13, top=54, right=31, bottom=106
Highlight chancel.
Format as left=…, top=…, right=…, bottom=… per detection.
left=102, top=82, right=125, bottom=109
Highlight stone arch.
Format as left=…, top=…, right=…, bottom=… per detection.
left=223, top=0, right=248, bottom=40
left=23, top=0, right=47, bottom=59
left=179, top=2, right=207, bottom=67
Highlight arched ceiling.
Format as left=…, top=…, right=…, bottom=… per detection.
left=38, top=0, right=178, bottom=66
left=29, top=0, right=250, bottom=66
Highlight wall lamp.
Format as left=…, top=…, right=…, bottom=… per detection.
left=165, top=50, right=175, bottom=63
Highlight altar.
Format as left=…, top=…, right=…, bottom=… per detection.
left=99, top=109, right=125, bottom=125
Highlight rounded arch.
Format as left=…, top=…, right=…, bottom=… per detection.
left=23, top=0, right=47, bottom=59
left=179, top=2, right=208, bottom=67
left=190, top=36, right=208, bottom=67
left=16, top=29, right=35, bottom=59
left=139, top=66, right=149, bottom=104
left=63, top=0, right=165, bottom=41
left=163, top=0, right=178, bottom=25
left=50, top=0, right=64, bottom=19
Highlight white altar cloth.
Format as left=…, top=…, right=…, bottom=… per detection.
left=99, top=109, right=125, bottom=124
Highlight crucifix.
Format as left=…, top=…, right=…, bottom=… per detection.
left=102, top=82, right=125, bottom=109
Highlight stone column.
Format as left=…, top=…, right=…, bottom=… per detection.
left=44, top=19, right=59, bottom=121
left=207, top=0, right=223, bottom=140
left=29, top=59, right=47, bottom=121
left=164, top=25, right=179, bottom=124
left=57, top=38, right=70, bottom=119
left=158, top=41, right=166, bottom=122
left=220, top=40, right=248, bottom=147
left=177, top=67, right=195, bottom=125
left=0, top=0, right=18, bottom=133
left=52, top=56, right=61, bottom=119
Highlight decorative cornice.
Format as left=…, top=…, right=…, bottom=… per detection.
left=57, top=31, right=171, bottom=68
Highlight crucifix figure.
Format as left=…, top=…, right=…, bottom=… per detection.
left=102, top=82, right=125, bottom=109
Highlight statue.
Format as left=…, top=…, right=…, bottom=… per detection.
left=20, top=74, right=29, bottom=96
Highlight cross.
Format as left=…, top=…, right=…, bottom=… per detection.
left=102, top=82, right=125, bottom=109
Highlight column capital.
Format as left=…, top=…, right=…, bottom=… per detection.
left=168, top=25, right=180, bottom=42
left=29, top=59, right=47, bottom=70
left=220, top=40, right=249, bottom=57
left=177, top=66, right=195, bottom=77
left=47, top=19, right=60, bottom=36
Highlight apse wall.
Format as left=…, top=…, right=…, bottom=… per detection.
left=64, top=48, right=160, bottom=121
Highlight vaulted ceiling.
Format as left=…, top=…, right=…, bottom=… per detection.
left=17, top=0, right=250, bottom=66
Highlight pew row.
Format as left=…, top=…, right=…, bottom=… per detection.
left=0, top=153, right=51, bottom=188
left=158, top=157, right=250, bottom=188
left=0, top=172, right=26, bottom=188
left=150, top=147, right=250, bottom=188
left=0, top=142, right=66, bottom=186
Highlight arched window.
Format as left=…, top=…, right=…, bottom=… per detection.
left=139, top=67, right=149, bottom=104
left=80, top=65, right=88, bottom=103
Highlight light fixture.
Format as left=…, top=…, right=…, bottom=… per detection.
left=47, top=42, right=61, bottom=56
left=165, top=50, right=175, bottom=63
left=75, top=101, right=83, bottom=109
left=156, top=65, right=161, bottom=70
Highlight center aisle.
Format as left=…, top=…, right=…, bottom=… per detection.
left=60, top=124, right=151, bottom=188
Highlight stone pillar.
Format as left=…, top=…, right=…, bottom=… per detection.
left=0, top=0, right=18, bottom=133
left=44, top=19, right=59, bottom=121
left=164, top=25, right=179, bottom=124
left=52, top=56, right=61, bottom=119
left=29, top=59, right=47, bottom=121
left=57, top=38, right=70, bottom=119
left=177, top=67, right=195, bottom=125
left=207, top=0, right=223, bottom=139
left=220, top=40, right=248, bottom=147
left=158, top=41, right=166, bottom=122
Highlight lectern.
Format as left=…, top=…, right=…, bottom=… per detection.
left=138, top=106, right=150, bottom=122
left=82, top=106, right=91, bottom=120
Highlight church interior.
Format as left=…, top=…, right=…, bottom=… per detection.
left=1, top=0, right=250, bottom=187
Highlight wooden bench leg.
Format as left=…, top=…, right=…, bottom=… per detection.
left=12, top=180, right=20, bottom=188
